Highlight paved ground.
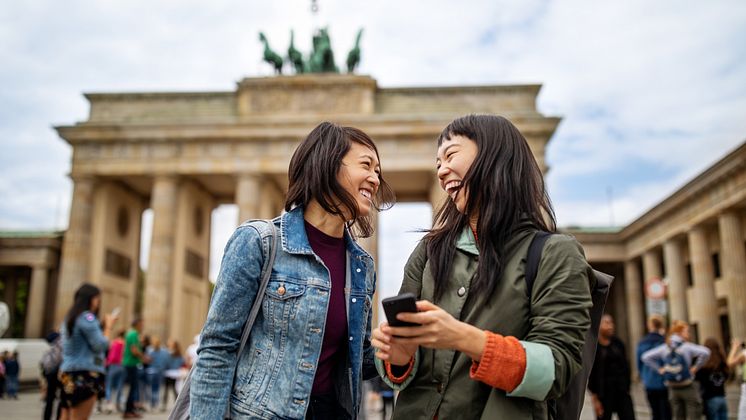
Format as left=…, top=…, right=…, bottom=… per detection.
left=0, top=382, right=742, bottom=419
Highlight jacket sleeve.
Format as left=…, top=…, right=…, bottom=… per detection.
left=189, top=224, right=266, bottom=420
left=78, top=314, right=109, bottom=354
left=375, top=239, right=428, bottom=390
left=687, top=343, right=711, bottom=369
left=509, top=235, right=594, bottom=400
left=641, top=345, right=667, bottom=370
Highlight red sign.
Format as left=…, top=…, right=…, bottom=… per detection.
left=645, top=277, right=667, bottom=300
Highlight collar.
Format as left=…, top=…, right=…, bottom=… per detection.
left=455, top=226, right=479, bottom=256
left=280, top=206, right=373, bottom=261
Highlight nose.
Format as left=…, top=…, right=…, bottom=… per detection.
left=437, top=162, right=449, bottom=181
left=368, top=171, right=380, bottom=189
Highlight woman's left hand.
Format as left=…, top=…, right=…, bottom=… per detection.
left=387, top=300, right=486, bottom=360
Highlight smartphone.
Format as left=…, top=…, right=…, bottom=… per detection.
left=382, top=293, right=419, bottom=327
left=111, top=307, right=121, bottom=317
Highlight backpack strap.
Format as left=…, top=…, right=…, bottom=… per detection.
left=525, top=231, right=552, bottom=301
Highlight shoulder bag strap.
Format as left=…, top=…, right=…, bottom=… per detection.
left=525, top=231, right=551, bottom=301
left=224, top=219, right=278, bottom=419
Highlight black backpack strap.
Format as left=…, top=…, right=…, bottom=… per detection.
left=525, top=231, right=552, bottom=300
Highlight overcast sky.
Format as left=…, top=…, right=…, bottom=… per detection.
left=2, top=1, right=745, bottom=298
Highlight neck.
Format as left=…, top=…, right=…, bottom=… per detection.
left=599, top=335, right=612, bottom=345
left=304, top=201, right=346, bottom=238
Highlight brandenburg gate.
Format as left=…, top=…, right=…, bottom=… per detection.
left=52, top=74, right=559, bottom=347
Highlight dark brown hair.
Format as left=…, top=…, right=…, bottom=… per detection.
left=285, top=121, right=395, bottom=237
left=426, top=114, right=556, bottom=302
left=702, top=337, right=729, bottom=374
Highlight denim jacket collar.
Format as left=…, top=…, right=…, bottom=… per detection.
left=281, top=205, right=373, bottom=262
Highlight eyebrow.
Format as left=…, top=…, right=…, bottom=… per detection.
left=360, top=154, right=380, bottom=168
left=435, top=144, right=458, bottom=163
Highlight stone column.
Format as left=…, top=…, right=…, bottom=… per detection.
left=236, top=174, right=261, bottom=224
left=719, top=211, right=746, bottom=340
left=642, top=249, right=663, bottom=282
left=144, top=176, right=179, bottom=341
left=258, top=182, right=277, bottom=220
left=688, top=226, right=722, bottom=344
left=55, top=177, right=95, bottom=324
left=25, top=266, right=49, bottom=338
left=624, top=259, right=644, bottom=377
left=664, top=238, right=689, bottom=322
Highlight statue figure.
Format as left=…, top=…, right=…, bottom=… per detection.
left=309, top=28, right=338, bottom=73
left=346, top=28, right=363, bottom=73
left=288, top=30, right=305, bottom=74
left=259, top=32, right=283, bottom=74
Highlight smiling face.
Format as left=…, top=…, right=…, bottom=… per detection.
left=337, top=141, right=381, bottom=219
left=436, top=135, right=479, bottom=214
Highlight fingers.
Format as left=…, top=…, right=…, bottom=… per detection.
left=415, top=300, right=438, bottom=311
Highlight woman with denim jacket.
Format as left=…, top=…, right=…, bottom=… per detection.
left=59, top=283, right=118, bottom=420
left=190, top=122, right=394, bottom=419
left=371, top=114, right=594, bottom=419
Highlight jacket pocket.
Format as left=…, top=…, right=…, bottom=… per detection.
left=264, top=277, right=307, bottom=328
left=233, top=346, right=268, bottom=408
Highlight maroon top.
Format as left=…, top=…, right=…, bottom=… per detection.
left=305, top=221, right=348, bottom=395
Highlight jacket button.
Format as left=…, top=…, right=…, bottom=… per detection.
left=356, top=268, right=361, bottom=273
left=457, top=286, right=466, bottom=297
left=349, top=336, right=353, bottom=341
left=437, top=383, right=444, bottom=393
left=277, top=285, right=286, bottom=296
left=352, top=298, right=357, bottom=303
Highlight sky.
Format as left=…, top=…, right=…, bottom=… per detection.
left=2, top=0, right=745, bottom=300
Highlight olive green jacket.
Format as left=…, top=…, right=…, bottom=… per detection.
left=376, top=225, right=594, bottom=419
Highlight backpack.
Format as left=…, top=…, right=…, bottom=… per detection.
left=40, top=343, right=63, bottom=376
left=525, top=232, right=613, bottom=420
left=661, top=344, right=692, bottom=386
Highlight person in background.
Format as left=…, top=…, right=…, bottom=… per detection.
left=41, top=331, right=63, bottom=420
left=588, top=314, right=635, bottom=420
left=642, top=320, right=711, bottom=420
left=122, top=318, right=150, bottom=419
left=136, top=334, right=151, bottom=411
left=0, top=351, right=6, bottom=398
left=637, top=314, right=671, bottom=420
left=161, top=339, right=184, bottom=411
left=104, top=329, right=126, bottom=413
left=696, top=338, right=729, bottom=420
left=726, top=338, right=746, bottom=420
left=4, top=351, right=20, bottom=399
left=145, top=336, right=170, bottom=411
left=59, top=283, right=118, bottom=420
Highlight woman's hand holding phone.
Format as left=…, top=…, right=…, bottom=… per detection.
left=388, top=300, right=487, bottom=361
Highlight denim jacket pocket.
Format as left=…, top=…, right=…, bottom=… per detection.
left=233, top=347, right=268, bottom=406
left=264, top=277, right=307, bottom=330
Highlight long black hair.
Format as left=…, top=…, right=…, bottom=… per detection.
left=65, top=283, right=101, bottom=334
left=285, top=121, right=395, bottom=237
left=426, top=114, right=556, bottom=302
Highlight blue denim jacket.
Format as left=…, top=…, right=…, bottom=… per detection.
left=60, top=311, right=109, bottom=374
left=191, top=206, right=378, bottom=419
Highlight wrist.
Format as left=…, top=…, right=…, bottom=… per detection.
left=460, top=325, right=487, bottom=361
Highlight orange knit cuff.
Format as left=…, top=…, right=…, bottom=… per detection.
left=385, top=357, right=415, bottom=384
left=470, top=330, right=526, bottom=392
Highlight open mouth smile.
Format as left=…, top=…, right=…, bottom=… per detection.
left=444, top=180, right=462, bottom=199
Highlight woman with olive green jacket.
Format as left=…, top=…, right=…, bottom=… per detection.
left=371, top=114, right=594, bottom=419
